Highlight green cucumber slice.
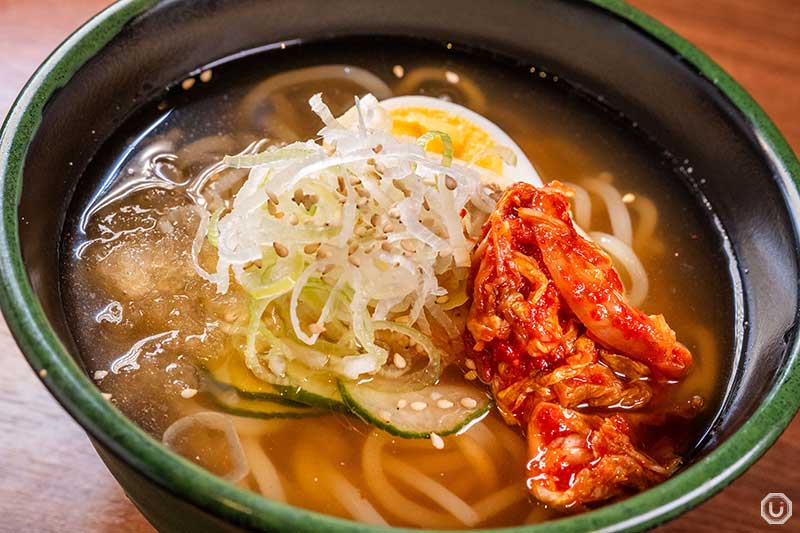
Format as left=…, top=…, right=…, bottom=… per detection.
left=206, top=355, right=346, bottom=411
left=272, top=359, right=347, bottom=412
left=207, top=381, right=325, bottom=419
left=338, top=381, right=493, bottom=438
left=206, top=356, right=293, bottom=403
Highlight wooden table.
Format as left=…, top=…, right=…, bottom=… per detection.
left=0, top=1, right=797, bottom=531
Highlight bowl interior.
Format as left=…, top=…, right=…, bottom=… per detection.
left=6, top=0, right=800, bottom=531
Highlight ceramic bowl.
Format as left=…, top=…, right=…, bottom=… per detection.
left=1, top=1, right=798, bottom=531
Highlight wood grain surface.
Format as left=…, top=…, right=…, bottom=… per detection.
left=0, top=1, right=797, bottom=531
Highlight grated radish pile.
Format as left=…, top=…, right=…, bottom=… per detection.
left=193, top=94, right=513, bottom=385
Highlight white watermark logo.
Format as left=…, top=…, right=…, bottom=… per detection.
left=761, top=493, right=792, bottom=525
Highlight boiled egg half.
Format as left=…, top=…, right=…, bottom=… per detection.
left=380, top=95, right=542, bottom=187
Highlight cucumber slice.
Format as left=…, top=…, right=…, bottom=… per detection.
left=208, top=382, right=325, bottom=419
left=207, top=355, right=346, bottom=411
left=273, top=359, right=348, bottom=412
left=206, top=355, right=291, bottom=403
left=338, top=381, right=493, bottom=438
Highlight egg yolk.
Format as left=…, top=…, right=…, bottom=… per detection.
left=389, top=107, right=503, bottom=174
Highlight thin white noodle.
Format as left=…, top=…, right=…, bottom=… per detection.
left=564, top=182, right=591, bottom=229
left=320, top=461, right=387, bottom=525
left=399, top=451, right=466, bottom=473
left=362, top=433, right=455, bottom=528
left=473, top=484, right=529, bottom=521
left=291, top=440, right=334, bottom=510
left=241, top=437, right=286, bottom=502
left=590, top=231, right=649, bottom=307
left=463, top=421, right=505, bottom=464
left=394, top=67, right=487, bottom=112
left=455, top=433, right=499, bottom=491
left=687, top=324, right=716, bottom=362
left=631, top=194, right=662, bottom=253
left=383, top=455, right=481, bottom=527
left=483, top=417, right=527, bottom=466
left=176, top=134, right=237, bottom=164
left=582, top=176, right=633, bottom=246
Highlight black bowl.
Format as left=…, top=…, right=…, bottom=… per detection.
left=1, top=1, right=798, bottom=532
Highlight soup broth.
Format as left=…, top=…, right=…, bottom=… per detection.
left=61, top=37, right=733, bottom=528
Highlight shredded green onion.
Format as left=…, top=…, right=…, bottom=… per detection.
left=417, top=130, right=454, bottom=167
left=206, top=208, right=224, bottom=248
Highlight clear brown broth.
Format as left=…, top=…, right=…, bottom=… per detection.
left=61, top=37, right=734, bottom=528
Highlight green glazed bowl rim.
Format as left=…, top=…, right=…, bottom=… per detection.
left=1, top=1, right=799, bottom=531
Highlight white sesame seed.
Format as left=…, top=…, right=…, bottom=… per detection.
left=445, top=71, right=460, bottom=84
left=288, top=213, right=299, bottom=225
left=430, top=391, right=443, bottom=400
left=272, top=241, right=289, bottom=257
left=464, top=370, right=478, bottom=381
left=101, top=393, right=113, bottom=401
left=430, top=432, right=445, bottom=449
left=460, top=397, right=478, bottom=409
left=382, top=221, right=395, bottom=233
left=392, top=64, right=405, bottom=78
left=622, top=193, right=636, bottom=204
left=395, top=315, right=411, bottom=324
left=379, top=410, right=392, bottom=422
left=393, top=353, right=407, bottom=369
left=464, top=359, right=476, bottom=370
left=308, top=323, right=326, bottom=334
left=180, top=388, right=198, bottom=399
left=400, top=239, right=416, bottom=253
left=435, top=294, right=450, bottom=304
left=397, top=399, right=408, bottom=409
left=410, top=401, right=428, bottom=411
left=38, top=369, right=48, bottom=378
left=437, top=399, right=454, bottom=409
left=304, top=242, right=321, bottom=254
left=93, top=370, right=108, bottom=380
left=199, top=69, right=213, bottom=83
left=181, top=77, right=195, bottom=90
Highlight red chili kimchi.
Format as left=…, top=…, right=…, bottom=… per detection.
left=466, top=181, right=699, bottom=510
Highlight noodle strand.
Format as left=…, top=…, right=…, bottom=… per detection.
left=383, top=455, right=481, bottom=526
left=590, top=231, right=649, bottom=307
left=241, top=437, right=287, bottom=502
left=361, top=432, right=457, bottom=528
left=582, top=176, right=634, bottom=246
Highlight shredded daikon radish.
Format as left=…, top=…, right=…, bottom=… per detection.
left=192, top=93, right=513, bottom=382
